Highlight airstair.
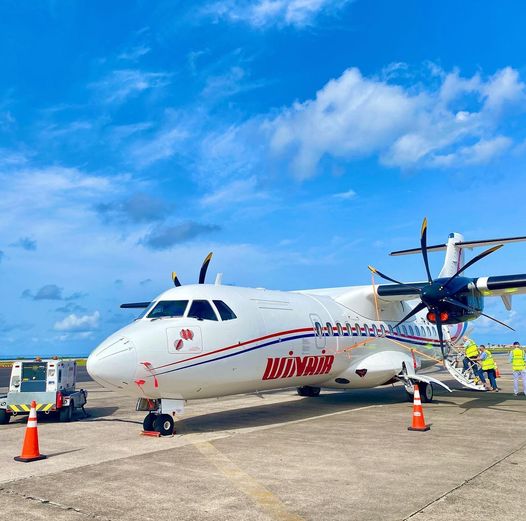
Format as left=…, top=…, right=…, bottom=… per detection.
left=443, top=344, right=487, bottom=391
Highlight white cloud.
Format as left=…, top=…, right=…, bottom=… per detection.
left=267, top=66, right=526, bottom=177
left=54, top=311, right=100, bottom=332
left=333, top=189, right=356, bottom=200
left=203, top=0, right=352, bottom=28
left=90, top=69, right=170, bottom=104
left=200, top=176, right=269, bottom=207
left=129, top=125, right=189, bottom=168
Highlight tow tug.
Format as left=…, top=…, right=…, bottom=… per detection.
left=0, top=357, right=88, bottom=424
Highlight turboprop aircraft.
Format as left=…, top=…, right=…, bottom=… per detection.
left=87, top=219, right=526, bottom=435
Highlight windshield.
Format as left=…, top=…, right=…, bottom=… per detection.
left=147, top=300, right=189, bottom=319
left=136, top=301, right=156, bottom=319
left=188, top=300, right=218, bottom=321
left=21, top=362, right=47, bottom=392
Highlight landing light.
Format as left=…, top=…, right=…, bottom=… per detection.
left=427, top=312, right=436, bottom=322
left=440, top=312, right=449, bottom=321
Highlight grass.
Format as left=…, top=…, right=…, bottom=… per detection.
left=0, top=358, right=88, bottom=368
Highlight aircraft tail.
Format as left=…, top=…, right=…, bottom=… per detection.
left=390, top=231, right=526, bottom=277
left=438, top=233, right=465, bottom=278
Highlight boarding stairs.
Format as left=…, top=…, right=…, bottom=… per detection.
left=443, top=343, right=487, bottom=391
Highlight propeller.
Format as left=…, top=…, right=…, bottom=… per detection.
left=369, top=218, right=505, bottom=360
left=199, top=252, right=213, bottom=284
left=170, top=252, right=214, bottom=287
left=442, top=297, right=515, bottom=331
left=171, top=272, right=182, bottom=287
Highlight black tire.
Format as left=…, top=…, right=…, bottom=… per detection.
left=297, top=386, right=321, bottom=397
left=59, top=403, right=73, bottom=422
left=153, top=414, right=174, bottom=436
left=419, top=382, right=434, bottom=403
left=0, top=408, right=10, bottom=424
left=143, top=413, right=155, bottom=432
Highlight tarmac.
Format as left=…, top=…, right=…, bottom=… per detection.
left=1, top=356, right=525, bottom=521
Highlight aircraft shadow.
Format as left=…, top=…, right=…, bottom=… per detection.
left=177, top=386, right=407, bottom=434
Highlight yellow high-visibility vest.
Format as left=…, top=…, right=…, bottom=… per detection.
left=481, top=350, right=496, bottom=371
left=511, top=348, right=526, bottom=371
left=465, top=341, right=479, bottom=359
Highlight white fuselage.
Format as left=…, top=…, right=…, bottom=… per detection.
left=87, top=284, right=467, bottom=401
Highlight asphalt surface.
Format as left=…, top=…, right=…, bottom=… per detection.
left=0, top=364, right=92, bottom=390
left=1, top=359, right=525, bottom=520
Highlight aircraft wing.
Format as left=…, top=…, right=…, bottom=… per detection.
left=376, top=274, right=526, bottom=309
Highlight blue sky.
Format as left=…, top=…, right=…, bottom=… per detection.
left=2, top=0, right=526, bottom=357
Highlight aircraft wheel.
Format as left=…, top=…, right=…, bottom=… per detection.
left=153, top=414, right=174, bottom=436
left=0, top=409, right=10, bottom=424
left=297, top=386, right=321, bottom=397
left=420, top=382, right=434, bottom=403
left=143, top=413, right=156, bottom=432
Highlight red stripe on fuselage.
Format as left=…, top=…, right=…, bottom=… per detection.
left=154, top=326, right=313, bottom=370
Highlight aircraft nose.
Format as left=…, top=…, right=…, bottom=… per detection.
left=87, top=336, right=137, bottom=389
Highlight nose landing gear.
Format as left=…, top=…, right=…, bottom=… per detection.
left=137, top=398, right=184, bottom=436
left=143, top=412, right=175, bottom=436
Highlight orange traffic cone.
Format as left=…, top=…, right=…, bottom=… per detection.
left=408, top=384, right=430, bottom=432
left=496, top=364, right=501, bottom=378
left=14, top=400, right=47, bottom=462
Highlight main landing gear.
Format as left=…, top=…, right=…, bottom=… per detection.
left=143, top=413, right=175, bottom=436
left=297, top=386, right=321, bottom=397
left=404, top=381, right=434, bottom=403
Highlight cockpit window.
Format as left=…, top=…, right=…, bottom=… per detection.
left=213, top=300, right=237, bottom=321
left=148, top=300, right=189, bottom=319
left=188, top=300, right=218, bottom=321
left=137, top=301, right=156, bottom=319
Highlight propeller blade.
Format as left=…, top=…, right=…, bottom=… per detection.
left=442, top=297, right=515, bottom=332
left=442, top=244, right=503, bottom=288
left=172, top=272, right=182, bottom=287
left=393, top=302, right=427, bottom=329
left=120, top=302, right=151, bottom=309
left=368, top=265, right=406, bottom=285
left=434, top=311, right=447, bottom=359
left=420, top=217, right=433, bottom=283
left=199, top=252, right=213, bottom=284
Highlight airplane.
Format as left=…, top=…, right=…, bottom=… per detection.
left=87, top=219, right=526, bottom=435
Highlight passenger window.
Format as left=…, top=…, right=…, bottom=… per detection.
left=337, top=323, right=344, bottom=336
left=346, top=323, right=352, bottom=336
left=408, top=325, right=414, bottom=336
left=314, top=322, right=323, bottom=337
left=325, top=322, right=333, bottom=336
left=354, top=323, right=360, bottom=336
left=148, top=300, right=188, bottom=319
left=427, top=326, right=431, bottom=337
left=402, top=325, right=408, bottom=336
left=188, top=300, right=218, bottom=321
left=414, top=325, right=420, bottom=337
left=364, top=324, right=370, bottom=336
left=371, top=324, right=378, bottom=337
left=388, top=325, right=394, bottom=335
left=213, top=300, right=237, bottom=321
left=380, top=324, right=386, bottom=337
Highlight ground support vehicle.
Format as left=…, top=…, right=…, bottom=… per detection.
left=0, top=358, right=88, bottom=424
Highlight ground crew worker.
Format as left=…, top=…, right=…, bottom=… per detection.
left=462, top=336, right=481, bottom=377
left=509, top=341, right=526, bottom=397
left=478, top=345, right=499, bottom=391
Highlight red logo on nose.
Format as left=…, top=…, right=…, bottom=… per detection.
left=180, top=329, right=194, bottom=340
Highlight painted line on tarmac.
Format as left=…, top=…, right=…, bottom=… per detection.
left=403, top=439, right=526, bottom=520
left=230, top=404, right=386, bottom=437
left=194, top=440, right=305, bottom=521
